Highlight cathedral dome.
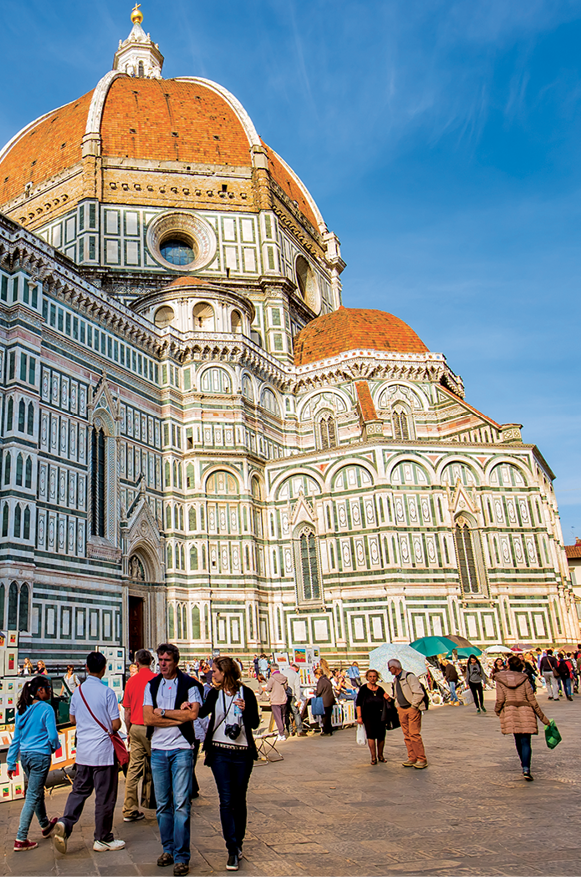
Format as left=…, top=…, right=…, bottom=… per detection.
left=293, top=306, right=429, bottom=366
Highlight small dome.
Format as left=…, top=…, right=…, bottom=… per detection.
left=293, top=307, right=429, bottom=366
left=161, top=276, right=212, bottom=291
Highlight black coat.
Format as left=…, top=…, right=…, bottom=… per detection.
left=198, top=684, right=260, bottom=763
left=315, top=675, right=335, bottom=708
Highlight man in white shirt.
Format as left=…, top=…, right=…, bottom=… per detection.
left=144, top=643, right=201, bottom=877
left=54, top=652, right=125, bottom=854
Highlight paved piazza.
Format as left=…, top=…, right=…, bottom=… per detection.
left=1, top=689, right=579, bottom=877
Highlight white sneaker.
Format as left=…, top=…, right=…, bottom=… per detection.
left=93, top=839, right=126, bottom=852
left=276, top=735, right=286, bottom=742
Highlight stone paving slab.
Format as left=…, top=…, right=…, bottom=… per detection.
left=0, top=688, right=580, bottom=876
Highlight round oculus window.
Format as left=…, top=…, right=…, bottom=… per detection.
left=147, top=211, right=217, bottom=272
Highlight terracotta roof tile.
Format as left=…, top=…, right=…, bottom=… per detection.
left=261, top=140, right=319, bottom=229
left=294, top=307, right=428, bottom=366
left=565, top=542, right=581, bottom=559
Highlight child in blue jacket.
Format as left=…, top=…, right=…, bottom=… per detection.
left=7, top=675, right=60, bottom=851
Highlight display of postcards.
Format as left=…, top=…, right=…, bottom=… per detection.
left=0, top=654, right=5, bottom=677
left=4, top=680, right=15, bottom=693
left=12, top=779, right=24, bottom=799
left=0, top=782, right=12, bottom=802
left=0, top=731, right=12, bottom=746
left=5, top=650, right=17, bottom=676
left=105, top=675, right=124, bottom=692
left=5, top=709, right=14, bottom=724
left=0, top=631, right=5, bottom=648
left=51, top=733, right=67, bottom=765
left=6, top=632, right=17, bottom=648
left=66, top=727, right=76, bottom=760
left=100, top=647, right=125, bottom=661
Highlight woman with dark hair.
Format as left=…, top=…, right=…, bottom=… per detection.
left=196, top=656, right=260, bottom=872
left=464, top=655, right=486, bottom=713
left=6, top=677, right=60, bottom=851
left=356, top=669, right=392, bottom=764
left=490, top=657, right=506, bottom=680
left=314, top=667, right=335, bottom=736
left=494, top=654, right=550, bottom=781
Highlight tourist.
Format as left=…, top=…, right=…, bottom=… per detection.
left=440, top=658, right=460, bottom=705
left=60, top=665, right=80, bottom=696
left=556, top=651, right=574, bottom=701
left=143, top=643, right=202, bottom=877
left=257, top=653, right=269, bottom=680
left=523, top=653, right=539, bottom=693
left=465, top=655, right=487, bottom=713
left=198, top=655, right=260, bottom=872
left=7, top=676, right=60, bottom=850
left=264, top=663, right=288, bottom=741
left=356, top=669, right=391, bottom=764
left=494, top=654, right=550, bottom=781
left=122, top=649, right=156, bottom=822
left=387, top=659, right=428, bottom=768
left=490, top=657, right=506, bottom=680
left=54, top=652, right=125, bottom=855
left=19, top=657, right=34, bottom=676
left=347, top=661, right=362, bottom=688
left=36, top=660, right=47, bottom=675
left=314, top=667, right=335, bottom=736
left=539, top=648, right=559, bottom=700
left=128, top=663, right=138, bottom=678
left=284, top=662, right=306, bottom=736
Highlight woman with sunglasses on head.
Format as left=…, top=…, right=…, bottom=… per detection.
left=195, top=656, right=259, bottom=872
left=7, top=676, right=60, bottom=851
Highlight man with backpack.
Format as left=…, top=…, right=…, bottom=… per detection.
left=387, top=659, right=428, bottom=769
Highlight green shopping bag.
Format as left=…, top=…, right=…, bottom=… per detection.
left=545, top=719, right=562, bottom=749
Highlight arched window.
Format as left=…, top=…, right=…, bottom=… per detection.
left=164, top=461, right=171, bottom=487
left=168, top=604, right=175, bottom=639
left=193, top=302, right=215, bottom=331
left=201, top=544, right=207, bottom=569
left=27, top=402, right=34, bottom=435
left=8, top=581, right=18, bottom=628
left=231, top=310, right=242, bottom=333
left=260, top=388, right=280, bottom=416
left=393, top=407, right=410, bottom=440
left=167, top=544, right=173, bottom=568
left=25, top=457, right=32, bottom=489
left=177, top=603, right=183, bottom=639
left=18, top=583, right=29, bottom=631
left=190, top=546, right=198, bottom=570
left=91, top=427, right=106, bottom=538
left=6, top=397, right=13, bottom=431
left=189, top=507, right=196, bottom=530
left=0, top=583, right=4, bottom=628
left=18, top=399, right=25, bottom=432
left=206, top=472, right=238, bottom=496
left=15, top=453, right=23, bottom=486
left=165, top=506, right=172, bottom=529
left=4, top=452, right=10, bottom=485
left=454, top=516, right=486, bottom=596
left=2, top=504, right=8, bottom=537
left=318, top=415, right=337, bottom=450
left=138, top=60, right=145, bottom=77
left=14, top=504, right=21, bottom=538
left=200, top=367, right=231, bottom=394
left=191, top=604, right=201, bottom=639
left=295, top=527, right=321, bottom=603
left=174, top=505, right=179, bottom=530
left=186, top=463, right=194, bottom=489
left=23, top=506, right=30, bottom=540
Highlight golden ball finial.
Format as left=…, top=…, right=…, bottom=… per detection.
left=131, top=4, right=143, bottom=24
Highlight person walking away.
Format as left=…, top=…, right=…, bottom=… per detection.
left=54, top=652, right=125, bottom=855
left=314, top=667, right=335, bottom=735
left=122, top=649, right=156, bottom=822
left=356, top=669, right=391, bottom=764
left=285, top=662, right=306, bottom=736
left=60, top=665, right=80, bottom=697
left=347, top=661, right=362, bottom=688
left=440, top=659, right=460, bottom=705
left=387, top=659, right=428, bottom=768
left=523, top=653, right=539, bottom=693
left=539, top=649, right=560, bottom=699
left=198, top=655, right=260, bottom=872
left=494, top=654, right=550, bottom=781
left=264, top=663, right=288, bottom=741
left=7, top=676, right=60, bottom=850
left=465, top=655, right=487, bottom=713
left=143, top=643, right=201, bottom=877
left=557, top=652, right=574, bottom=701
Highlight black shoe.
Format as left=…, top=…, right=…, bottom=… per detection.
left=227, top=853, right=239, bottom=871
left=237, top=845, right=244, bottom=859
left=123, top=811, right=145, bottom=822
left=523, top=771, right=534, bottom=781
left=157, top=852, right=174, bottom=867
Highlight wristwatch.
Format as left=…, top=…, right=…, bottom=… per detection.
left=160, top=709, right=166, bottom=717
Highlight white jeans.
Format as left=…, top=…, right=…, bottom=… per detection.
left=543, top=671, right=559, bottom=698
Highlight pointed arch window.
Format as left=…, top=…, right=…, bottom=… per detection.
left=188, top=507, right=196, bottom=530
left=14, top=504, right=21, bottom=538
left=91, top=427, right=106, bottom=537
left=25, top=457, right=32, bottom=489
left=295, top=526, right=322, bottom=604
left=18, top=583, right=29, bottom=631
left=18, top=399, right=25, bottom=432
left=16, top=453, right=23, bottom=486
left=191, top=604, right=201, bottom=639
left=0, top=583, right=4, bottom=628
left=23, top=506, right=30, bottom=540
left=3, top=453, right=10, bottom=485
left=393, top=407, right=410, bottom=440
left=454, top=515, right=487, bottom=596
left=190, top=545, right=198, bottom=570
left=2, top=504, right=8, bottom=537
left=27, top=402, right=34, bottom=435
left=6, top=397, right=13, bottom=431
left=318, top=414, right=337, bottom=450
left=8, top=581, right=18, bottom=628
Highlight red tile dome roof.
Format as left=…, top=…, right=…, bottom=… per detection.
left=293, top=307, right=429, bottom=366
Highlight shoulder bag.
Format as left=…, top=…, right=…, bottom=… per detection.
left=78, top=684, right=129, bottom=767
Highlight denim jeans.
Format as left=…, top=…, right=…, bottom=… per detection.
left=514, top=733, right=532, bottom=772
left=448, top=680, right=459, bottom=703
left=150, top=748, right=193, bottom=863
left=562, top=676, right=572, bottom=697
left=17, top=752, right=52, bottom=841
left=210, top=748, right=254, bottom=855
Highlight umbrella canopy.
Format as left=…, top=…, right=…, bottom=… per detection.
left=447, top=646, right=482, bottom=658
left=409, top=635, right=458, bottom=657
left=485, top=644, right=512, bottom=654
left=368, top=643, right=427, bottom=679
left=446, top=634, right=478, bottom=650
left=511, top=643, right=534, bottom=652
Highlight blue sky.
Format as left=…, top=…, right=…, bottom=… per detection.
left=0, top=1, right=580, bottom=540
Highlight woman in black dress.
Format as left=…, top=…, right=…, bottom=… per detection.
left=356, top=669, right=391, bottom=764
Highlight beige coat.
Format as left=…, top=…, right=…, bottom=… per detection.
left=494, top=670, right=549, bottom=735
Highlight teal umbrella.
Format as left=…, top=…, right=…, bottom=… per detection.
left=409, top=635, right=458, bottom=657
left=446, top=646, right=482, bottom=658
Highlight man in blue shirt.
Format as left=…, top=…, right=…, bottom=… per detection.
left=54, top=652, right=125, bottom=854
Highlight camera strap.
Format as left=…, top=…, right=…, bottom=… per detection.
left=213, top=689, right=236, bottom=735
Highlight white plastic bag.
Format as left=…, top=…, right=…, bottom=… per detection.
left=356, top=723, right=367, bottom=746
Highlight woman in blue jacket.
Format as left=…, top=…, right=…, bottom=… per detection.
left=7, top=676, right=60, bottom=851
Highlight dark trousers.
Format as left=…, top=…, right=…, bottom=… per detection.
left=61, top=764, right=118, bottom=842
left=210, top=749, right=253, bottom=855
left=191, top=739, right=200, bottom=797
left=469, top=682, right=484, bottom=709
left=322, top=705, right=333, bottom=734
left=514, top=733, right=532, bottom=771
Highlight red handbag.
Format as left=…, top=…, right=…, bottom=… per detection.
left=78, top=684, right=129, bottom=767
